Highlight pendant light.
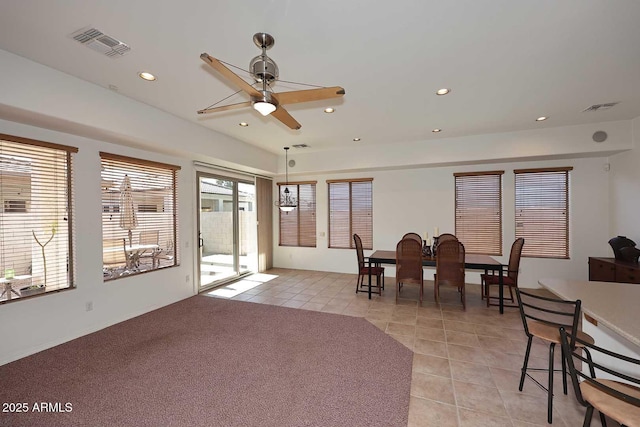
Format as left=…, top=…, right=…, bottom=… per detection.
left=275, top=147, right=297, bottom=212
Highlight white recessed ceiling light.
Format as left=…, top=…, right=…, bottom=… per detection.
left=432, top=128, right=442, bottom=133
left=138, top=71, right=156, bottom=81
left=239, top=122, right=249, bottom=127
left=324, top=107, right=335, bottom=113
left=353, top=137, right=361, bottom=142
left=436, top=88, right=450, bottom=96
left=536, top=116, right=548, bottom=122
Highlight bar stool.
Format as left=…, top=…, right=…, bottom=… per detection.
left=515, top=288, right=595, bottom=424
left=560, top=327, right=640, bottom=426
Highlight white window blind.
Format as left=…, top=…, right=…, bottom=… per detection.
left=0, top=133, right=77, bottom=303
left=278, top=181, right=317, bottom=247
left=101, top=153, right=180, bottom=280
left=454, top=171, right=503, bottom=255
left=515, top=167, right=572, bottom=259
left=328, top=178, right=373, bottom=249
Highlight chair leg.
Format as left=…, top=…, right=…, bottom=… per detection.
left=598, top=410, right=607, bottom=427
left=519, top=336, right=533, bottom=391
left=561, top=346, right=568, bottom=395
left=548, top=343, right=555, bottom=424
left=486, top=283, right=491, bottom=307
left=583, top=406, right=594, bottom=427
left=508, top=285, right=515, bottom=302
left=395, top=280, right=399, bottom=304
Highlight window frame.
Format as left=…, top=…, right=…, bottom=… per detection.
left=327, top=178, right=373, bottom=250
left=514, top=167, right=572, bottom=259
left=100, top=152, right=180, bottom=281
left=278, top=181, right=317, bottom=248
left=0, top=133, right=77, bottom=303
left=454, top=171, right=504, bottom=256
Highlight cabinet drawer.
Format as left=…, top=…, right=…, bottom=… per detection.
left=615, top=265, right=640, bottom=284
left=589, top=259, right=616, bottom=282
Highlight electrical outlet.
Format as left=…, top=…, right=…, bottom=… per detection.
left=185, top=274, right=190, bottom=283
left=85, top=301, right=93, bottom=312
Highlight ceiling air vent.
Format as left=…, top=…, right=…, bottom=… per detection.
left=582, top=102, right=619, bottom=112
left=292, top=144, right=309, bottom=148
left=70, top=27, right=131, bottom=58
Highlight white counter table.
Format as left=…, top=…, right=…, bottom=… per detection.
left=538, top=278, right=640, bottom=376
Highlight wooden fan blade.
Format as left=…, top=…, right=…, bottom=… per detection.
left=272, top=86, right=345, bottom=105
left=197, top=101, right=252, bottom=115
left=200, top=53, right=261, bottom=98
left=271, top=106, right=302, bottom=130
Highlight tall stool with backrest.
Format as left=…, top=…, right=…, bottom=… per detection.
left=353, top=233, right=384, bottom=295
left=482, top=237, right=524, bottom=307
left=560, top=327, right=640, bottom=427
left=395, top=237, right=423, bottom=305
left=515, top=288, right=595, bottom=424
left=434, top=239, right=466, bottom=309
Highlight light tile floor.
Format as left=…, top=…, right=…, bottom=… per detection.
left=206, top=268, right=616, bottom=427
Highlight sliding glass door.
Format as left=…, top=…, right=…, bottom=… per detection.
left=197, top=173, right=257, bottom=289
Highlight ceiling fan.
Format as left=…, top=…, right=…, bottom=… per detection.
left=198, top=33, right=345, bottom=130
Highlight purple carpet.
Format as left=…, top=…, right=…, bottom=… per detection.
left=0, top=296, right=412, bottom=427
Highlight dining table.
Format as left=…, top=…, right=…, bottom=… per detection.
left=367, top=250, right=508, bottom=313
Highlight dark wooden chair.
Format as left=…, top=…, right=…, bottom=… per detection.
left=402, top=232, right=422, bottom=245
left=481, top=237, right=524, bottom=307
left=354, top=233, right=384, bottom=295
left=560, top=327, right=640, bottom=427
left=434, top=239, right=465, bottom=309
left=395, top=238, right=423, bottom=305
left=515, top=288, right=595, bottom=424
left=436, top=233, right=457, bottom=245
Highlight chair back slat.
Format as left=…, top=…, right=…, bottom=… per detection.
left=436, top=239, right=465, bottom=285
left=353, top=234, right=365, bottom=269
left=516, top=288, right=581, bottom=337
left=402, top=232, right=422, bottom=245
left=507, top=237, right=525, bottom=281
left=559, top=327, right=640, bottom=413
left=396, top=238, right=422, bottom=282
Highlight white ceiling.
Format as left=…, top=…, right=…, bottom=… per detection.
left=1, top=0, right=639, bottom=155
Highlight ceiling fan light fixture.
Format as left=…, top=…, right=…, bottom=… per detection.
left=253, top=101, right=277, bottom=116
left=253, top=90, right=277, bottom=116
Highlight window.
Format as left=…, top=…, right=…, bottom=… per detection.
left=454, top=171, right=503, bottom=255
left=100, top=152, right=180, bottom=280
left=278, top=181, right=317, bottom=247
left=0, top=133, right=77, bottom=303
left=515, top=167, right=572, bottom=259
left=328, top=178, right=373, bottom=249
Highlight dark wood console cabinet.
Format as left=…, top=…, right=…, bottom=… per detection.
left=589, top=257, right=640, bottom=284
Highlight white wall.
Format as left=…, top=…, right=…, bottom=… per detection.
left=273, top=156, right=611, bottom=288
left=0, top=119, right=196, bottom=365
left=609, top=116, right=640, bottom=244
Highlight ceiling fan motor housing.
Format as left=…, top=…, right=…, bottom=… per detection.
left=250, top=55, right=278, bottom=83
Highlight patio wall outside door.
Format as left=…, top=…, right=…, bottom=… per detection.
left=197, top=172, right=258, bottom=289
